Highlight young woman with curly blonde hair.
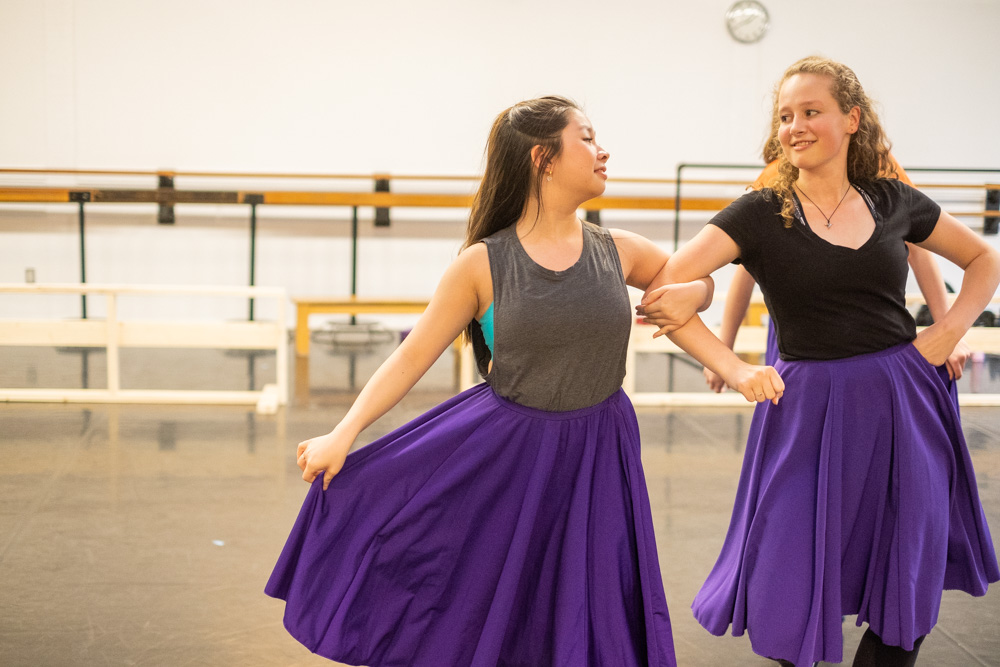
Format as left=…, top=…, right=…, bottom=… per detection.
left=642, top=56, right=1000, bottom=666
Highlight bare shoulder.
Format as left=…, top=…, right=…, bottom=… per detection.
left=453, top=242, right=490, bottom=275
left=604, top=228, right=669, bottom=288
left=606, top=227, right=660, bottom=259
left=607, top=227, right=643, bottom=256
left=607, top=227, right=642, bottom=243
left=447, top=242, right=493, bottom=310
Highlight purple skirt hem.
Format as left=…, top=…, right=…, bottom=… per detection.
left=266, top=384, right=676, bottom=667
left=693, top=342, right=998, bottom=665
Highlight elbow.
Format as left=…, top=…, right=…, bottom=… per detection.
left=658, top=266, right=686, bottom=285
left=987, top=247, right=1000, bottom=291
left=698, top=276, right=715, bottom=312
left=967, top=246, right=1000, bottom=297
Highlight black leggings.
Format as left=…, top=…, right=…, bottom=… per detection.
left=773, top=628, right=926, bottom=667
left=851, top=628, right=925, bottom=667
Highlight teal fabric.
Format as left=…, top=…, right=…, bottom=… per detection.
left=478, top=302, right=495, bottom=355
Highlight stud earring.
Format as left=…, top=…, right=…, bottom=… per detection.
left=546, top=171, right=552, bottom=182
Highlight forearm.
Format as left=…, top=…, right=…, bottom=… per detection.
left=639, top=277, right=716, bottom=331
left=938, top=251, right=1000, bottom=338
left=665, top=314, right=745, bottom=379
left=664, top=297, right=785, bottom=404
left=644, top=260, right=714, bottom=310
left=337, top=341, right=436, bottom=437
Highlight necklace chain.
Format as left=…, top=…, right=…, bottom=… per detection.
left=795, top=182, right=851, bottom=229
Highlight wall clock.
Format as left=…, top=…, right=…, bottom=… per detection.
left=726, top=0, right=769, bottom=44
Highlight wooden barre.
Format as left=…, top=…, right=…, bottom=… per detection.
left=292, top=297, right=430, bottom=311
left=0, top=186, right=692, bottom=210
left=2, top=186, right=995, bottom=218
left=269, top=192, right=704, bottom=211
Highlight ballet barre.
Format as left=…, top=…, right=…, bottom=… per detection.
left=1, top=166, right=996, bottom=322
left=0, top=283, right=288, bottom=412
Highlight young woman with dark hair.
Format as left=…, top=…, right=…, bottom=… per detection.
left=265, top=95, right=782, bottom=666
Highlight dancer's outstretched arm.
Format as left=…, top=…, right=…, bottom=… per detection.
left=297, top=244, right=488, bottom=489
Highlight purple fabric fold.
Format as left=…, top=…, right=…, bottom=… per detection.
left=693, top=343, right=998, bottom=665
left=266, top=384, right=676, bottom=667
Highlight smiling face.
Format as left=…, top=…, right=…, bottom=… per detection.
left=546, top=110, right=609, bottom=200
left=777, top=73, right=859, bottom=175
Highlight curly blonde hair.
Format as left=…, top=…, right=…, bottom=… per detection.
left=763, top=56, right=896, bottom=227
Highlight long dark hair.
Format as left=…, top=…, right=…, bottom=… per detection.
left=462, top=95, right=580, bottom=250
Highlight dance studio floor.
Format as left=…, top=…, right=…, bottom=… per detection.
left=2, top=339, right=999, bottom=666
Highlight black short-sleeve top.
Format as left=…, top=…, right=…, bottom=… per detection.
left=708, top=178, right=941, bottom=361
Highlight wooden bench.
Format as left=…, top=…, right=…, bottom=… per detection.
left=293, top=297, right=430, bottom=356
left=292, top=296, right=475, bottom=403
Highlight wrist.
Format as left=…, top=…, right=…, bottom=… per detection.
left=931, top=316, right=964, bottom=343
left=332, top=420, right=362, bottom=443
left=714, top=357, right=744, bottom=384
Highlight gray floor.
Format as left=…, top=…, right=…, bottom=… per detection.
left=1, top=337, right=999, bottom=666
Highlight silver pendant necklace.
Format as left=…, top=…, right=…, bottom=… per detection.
left=794, top=182, right=852, bottom=228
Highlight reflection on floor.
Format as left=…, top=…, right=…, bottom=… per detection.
left=1, top=339, right=998, bottom=666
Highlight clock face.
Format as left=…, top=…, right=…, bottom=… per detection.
left=726, top=0, right=769, bottom=44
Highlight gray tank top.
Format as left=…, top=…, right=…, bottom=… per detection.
left=469, top=221, right=631, bottom=411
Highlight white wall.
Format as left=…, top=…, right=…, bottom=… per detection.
left=1, top=0, right=998, bottom=322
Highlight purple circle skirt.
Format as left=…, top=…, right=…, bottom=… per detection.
left=266, top=384, right=676, bottom=666
left=693, top=342, right=999, bottom=665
